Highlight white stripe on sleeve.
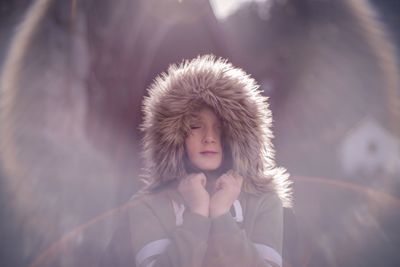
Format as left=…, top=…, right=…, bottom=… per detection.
left=135, top=239, right=171, bottom=267
left=138, top=257, right=157, bottom=267
left=233, top=199, right=243, bottom=222
left=254, top=243, right=282, bottom=267
left=172, top=200, right=185, bottom=226
left=145, top=259, right=157, bottom=267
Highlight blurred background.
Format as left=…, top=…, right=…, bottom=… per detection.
left=0, top=0, right=399, bottom=266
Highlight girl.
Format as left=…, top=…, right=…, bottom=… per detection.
left=130, top=55, right=292, bottom=267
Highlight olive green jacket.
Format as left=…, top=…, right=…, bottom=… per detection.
left=129, top=186, right=283, bottom=267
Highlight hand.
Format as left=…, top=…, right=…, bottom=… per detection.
left=178, top=173, right=210, bottom=217
left=209, top=171, right=243, bottom=218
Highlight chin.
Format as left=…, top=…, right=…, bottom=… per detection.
left=201, top=167, right=219, bottom=172
left=198, top=163, right=222, bottom=172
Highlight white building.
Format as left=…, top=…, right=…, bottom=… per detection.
left=339, top=117, right=400, bottom=178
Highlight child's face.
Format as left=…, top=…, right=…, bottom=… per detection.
left=185, top=108, right=223, bottom=172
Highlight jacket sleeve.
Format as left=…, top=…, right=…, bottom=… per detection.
left=208, top=193, right=283, bottom=267
left=129, top=197, right=211, bottom=267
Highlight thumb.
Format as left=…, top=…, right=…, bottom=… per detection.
left=200, top=174, right=206, bottom=187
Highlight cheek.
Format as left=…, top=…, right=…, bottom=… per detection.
left=217, top=136, right=223, bottom=150
left=184, top=135, right=196, bottom=156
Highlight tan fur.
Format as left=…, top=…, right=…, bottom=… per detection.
left=141, top=55, right=292, bottom=207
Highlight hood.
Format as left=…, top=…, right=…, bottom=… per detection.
left=141, top=55, right=291, bottom=207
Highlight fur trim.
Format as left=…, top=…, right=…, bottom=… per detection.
left=141, top=55, right=292, bottom=207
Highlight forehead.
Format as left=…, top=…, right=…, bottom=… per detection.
left=191, top=107, right=220, bottom=123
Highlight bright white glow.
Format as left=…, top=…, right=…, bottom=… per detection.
left=209, top=0, right=268, bottom=20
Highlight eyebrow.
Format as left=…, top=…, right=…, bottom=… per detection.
left=189, top=120, right=222, bottom=129
left=189, top=113, right=222, bottom=126
left=189, top=117, right=201, bottom=123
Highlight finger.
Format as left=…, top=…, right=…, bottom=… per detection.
left=226, top=169, right=234, bottom=176
left=219, top=173, right=231, bottom=182
left=193, top=172, right=204, bottom=181
left=215, top=179, right=223, bottom=190
left=223, top=174, right=236, bottom=185
left=187, top=173, right=198, bottom=184
left=200, top=175, right=206, bottom=187
left=177, top=181, right=186, bottom=193
left=236, top=178, right=243, bottom=189
left=186, top=173, right=205, bottom=189
left=234, top=174, right=243, bottom=185
left=228, top=172, right=242, bottom=184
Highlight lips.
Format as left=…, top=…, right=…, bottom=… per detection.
left=200, top=151, right=218, bottom=156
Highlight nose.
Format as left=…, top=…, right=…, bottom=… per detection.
left=203, top=127, right=217, bottom=144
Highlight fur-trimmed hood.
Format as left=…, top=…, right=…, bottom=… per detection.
left=141, top=55, right=291, bottom=207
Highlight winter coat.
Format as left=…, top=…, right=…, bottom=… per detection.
left=127, top=55, right=292, bottom=267
left=129, top=183, right=283, bottom=267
